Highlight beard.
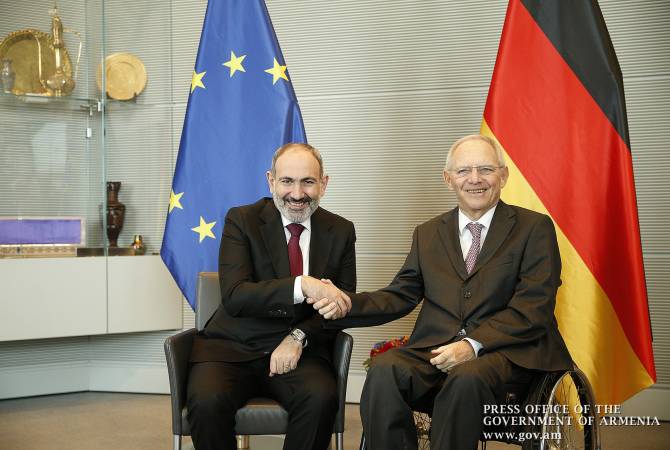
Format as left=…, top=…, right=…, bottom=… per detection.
left=272, top=191, right=320, bottom=223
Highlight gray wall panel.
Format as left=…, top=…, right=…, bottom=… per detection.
left=626, top=77, right=670, bottom=256
left=645, top=257, right=670, bottom=386
left=267, top=0, right=507, bottom=97
left=0, top=336, right=89, bottom=367
left=599, top=0, right=670, bottom=79
left=89, top=331, right=175, bottom=365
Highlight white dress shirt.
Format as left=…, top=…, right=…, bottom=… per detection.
left=456, top=204, right=498, bottom=356
left=280, top=214, right=311, bottom=304
left=457, top=205, right=496, bottom=260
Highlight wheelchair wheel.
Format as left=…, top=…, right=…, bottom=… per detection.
left=523, top=367, right=600, bottom=450
left=413, top=411, right=431, bottom=450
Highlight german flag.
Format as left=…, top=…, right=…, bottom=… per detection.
left=481, top=0, right=655, bottom=405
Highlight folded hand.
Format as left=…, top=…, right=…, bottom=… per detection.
left=429, top=340, right=475, bottom=372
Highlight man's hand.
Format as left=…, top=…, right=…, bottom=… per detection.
left=307, top=297, right=343, bottom=319
left=269, top=334, right=303, bottom=377
left=429, top=340, right=475, bottom=372
left=302, top=276, right=351, bottom=319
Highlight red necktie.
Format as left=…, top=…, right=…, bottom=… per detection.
left=286, top=223, right=305, bottom=277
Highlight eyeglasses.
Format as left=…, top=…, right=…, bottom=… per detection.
left=448, top=165, right=503, bottom=178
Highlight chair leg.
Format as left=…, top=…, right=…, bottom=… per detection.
left=236, top=435, right=250, bottom=449
left=173, top=434, right=182, bottom=450
left=336, top=432, right=344, bottom=450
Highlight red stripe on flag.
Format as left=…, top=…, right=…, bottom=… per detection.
left=483, top=0, right=654, bottom=378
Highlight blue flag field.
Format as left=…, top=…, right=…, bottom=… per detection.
left=161, top=0, right=307, bottom=309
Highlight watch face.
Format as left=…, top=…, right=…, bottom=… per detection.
left=291, top=328, right=306, bottom=341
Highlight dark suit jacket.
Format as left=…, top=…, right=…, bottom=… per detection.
left=191, top=197, right=356, bottom=363
left=336, top=201, right=572, bottom=372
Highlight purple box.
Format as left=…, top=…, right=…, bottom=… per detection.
left=0, top=217, right=85, bottom=245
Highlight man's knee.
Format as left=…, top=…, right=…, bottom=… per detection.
left=293, top=383, right=337, bottom=415
left=436, top=358, right=506, bottom=411
left=187, top=389, right=238, bottom=422
left=443, top=360, right=494, bottom=394
left=367, top=350, right=404, bottom=381
left=362, top=350, right=414, bottom=410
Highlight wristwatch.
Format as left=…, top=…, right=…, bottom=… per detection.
left=290, top=328, right=308, bottom=347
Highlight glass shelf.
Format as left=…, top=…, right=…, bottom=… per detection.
left=0, top=91, right=180, bottom=114
left=0, top=91, right=99, bottom=111
left=103, top=97, right=178, bottom=111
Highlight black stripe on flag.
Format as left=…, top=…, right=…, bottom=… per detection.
left=521, top=0, right=630, bottom=148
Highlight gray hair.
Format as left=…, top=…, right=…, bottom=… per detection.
left=444, top=134, right=506, bottom=170
left=270, top=143, right=324, bottom=177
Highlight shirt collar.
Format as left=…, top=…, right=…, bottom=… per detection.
left=280, top=213, right=311, bottom=232
left=458, top=204, right=497, bottom=235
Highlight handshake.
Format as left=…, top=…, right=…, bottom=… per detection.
left=301, top=276, right=351, bottom=320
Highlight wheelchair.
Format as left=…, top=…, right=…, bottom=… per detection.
left=359, top=365, right=600, bottom=450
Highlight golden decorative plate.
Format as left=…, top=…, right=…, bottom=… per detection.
left=97, top=52, right=147, bottom=100
left=0, top=29, right=72, bottom=96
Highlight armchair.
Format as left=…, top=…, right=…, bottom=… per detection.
left=164, top=272, right=353, bottom=450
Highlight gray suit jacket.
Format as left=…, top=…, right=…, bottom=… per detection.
left=336, top=201, right=572, bottom=372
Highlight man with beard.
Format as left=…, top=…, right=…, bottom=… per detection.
left=187, top=143, right=355, bottom=450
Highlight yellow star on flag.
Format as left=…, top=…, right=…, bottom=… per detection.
left=191, top=216, right=216, bottom=243
left=191, top=70, right=206, bottom=93
left=168, top=190, right=184, bottom=213
left=264, top=58, right=288, bottom=84
left=223, top=51, right=246, bottom=77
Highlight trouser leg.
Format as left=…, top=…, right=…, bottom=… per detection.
left=187, top=361, right=259, bottom=450
left=265, top=353, right=338, bottom=450
left=430, top=352, right=531, bottom=450
left=360, top=348, right=444, bottom=450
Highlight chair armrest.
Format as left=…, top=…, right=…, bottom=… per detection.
left=164, top=328, right=197, bottom=435
left=332, top=330, right=353, bottom=433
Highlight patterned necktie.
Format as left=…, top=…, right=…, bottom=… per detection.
left=286, top=223, right=305, bottom=276
left=465, top=222, right=484, bottom=274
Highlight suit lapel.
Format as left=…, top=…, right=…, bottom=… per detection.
left=438, top=208, right=468, bottom=280
left=259, top=201, right=291, bottom=278
left=308, top=208, right=333, bottom=278
left=469, top=201, right=516, bottom=277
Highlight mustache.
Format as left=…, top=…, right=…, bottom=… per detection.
left=281, top=195, right=313, bottom=204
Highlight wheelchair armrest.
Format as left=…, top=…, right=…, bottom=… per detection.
left=332, top=330, right=353, bottom=433
left=164, top=328, right=197, bottom=434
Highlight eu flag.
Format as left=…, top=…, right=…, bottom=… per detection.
left=161, top=0, right=307, bottom=309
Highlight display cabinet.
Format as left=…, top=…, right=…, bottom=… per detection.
left=0, top=0, right=182, bottom=342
